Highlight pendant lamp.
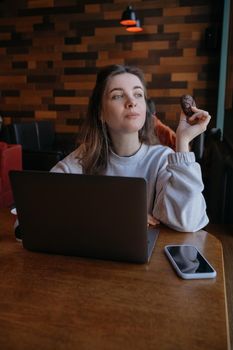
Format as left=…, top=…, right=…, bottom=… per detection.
left=126, top=19, right=143, bottom=32
left=120, top=5, right=137, bottom=26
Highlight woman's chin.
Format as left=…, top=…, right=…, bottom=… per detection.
left=124, top=120, right=145, bottom=132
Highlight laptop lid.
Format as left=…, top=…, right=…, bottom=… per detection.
left=9, top=170, right=159, bottom=263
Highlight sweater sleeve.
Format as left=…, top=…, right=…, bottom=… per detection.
left=153, top=152, right=209, bottom=232
left=50, top=149, right=83, bottom=174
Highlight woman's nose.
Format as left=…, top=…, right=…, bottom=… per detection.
left=125, top=96, right=136, bottom=108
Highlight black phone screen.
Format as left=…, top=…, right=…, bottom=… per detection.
left=166, top=245, right=215, bottom=274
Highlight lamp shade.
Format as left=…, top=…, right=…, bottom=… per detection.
left=120, top=5, right=137, bottom=26
left=126, top=19, right=143, bottom=32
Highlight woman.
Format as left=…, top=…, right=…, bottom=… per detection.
left=51, top=64, right=210, bottom=232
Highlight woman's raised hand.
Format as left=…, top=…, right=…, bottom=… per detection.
left=176, top=107, right=211, bottom=152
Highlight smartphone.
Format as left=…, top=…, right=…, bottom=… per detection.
left=164, top=245, right=217, bottom=279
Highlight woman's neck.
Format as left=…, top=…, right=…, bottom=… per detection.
left=110, top=133, right=141, bottom=157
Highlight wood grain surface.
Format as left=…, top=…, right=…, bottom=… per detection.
left=0, top=208, right=230, bottom=350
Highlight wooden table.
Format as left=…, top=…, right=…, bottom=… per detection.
left=0, top=208, right=230, bottom=350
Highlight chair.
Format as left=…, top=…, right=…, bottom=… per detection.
left=191, top=133, right=205, bottom=163
left=201, top=128, right=233, bottom=224
left=0, top=121, right=74, bottom=171
left=0, top=142, right=22, bottom=208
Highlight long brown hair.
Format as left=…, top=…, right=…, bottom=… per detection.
left=78, top=64, right=155, bottom=175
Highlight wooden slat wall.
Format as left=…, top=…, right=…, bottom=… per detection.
left=0, top=0, right=223, bottom=133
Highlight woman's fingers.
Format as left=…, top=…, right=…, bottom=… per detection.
left=189, top=107, right=211, bottom=122
left=184, top=108, right=211, bottom=130
left=176, top=107, right=211, bottom=147
left=147, top=214, right=160, bottom=227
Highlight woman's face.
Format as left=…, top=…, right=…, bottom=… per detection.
left=101, top=73, right=147, bottom=136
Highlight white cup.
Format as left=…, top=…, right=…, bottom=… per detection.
left=10, top=207, right=21, bottom=242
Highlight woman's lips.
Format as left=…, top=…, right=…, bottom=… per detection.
left=125, top=113, right=140, bottom=119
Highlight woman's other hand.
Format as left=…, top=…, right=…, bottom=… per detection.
left=147, top=214, right=160, bottom=227
left=176, top=107, right=211, bottom=152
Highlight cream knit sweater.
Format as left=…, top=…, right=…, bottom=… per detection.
left=51, top=144, right=208, bottom=232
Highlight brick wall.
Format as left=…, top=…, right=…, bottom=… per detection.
left=0, top=0, right=223, bottom=135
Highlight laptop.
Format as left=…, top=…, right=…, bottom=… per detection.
left=9, top=170, right=159, bottom=263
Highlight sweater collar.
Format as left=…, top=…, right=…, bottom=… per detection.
left=109, top=143, right=148, bottom=164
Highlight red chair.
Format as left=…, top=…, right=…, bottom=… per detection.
left=0, top=142, right=22, bottom=208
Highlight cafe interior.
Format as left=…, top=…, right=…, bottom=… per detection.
left=0, top=0, right=232, bottom=349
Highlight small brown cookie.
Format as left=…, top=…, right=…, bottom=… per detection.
left=180, top=95, right=196, bottom=118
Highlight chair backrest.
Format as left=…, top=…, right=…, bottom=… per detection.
left=191, top=134, right=205, bottom=163
left=201, top=128, right=233, bottom=224
left=0, top=122, right=64, bottom=171
left=36, top=120, right=55, bottom=150
left=2, top=121, right=56, bottom=151
left=11, top=122, right=40, bottom=151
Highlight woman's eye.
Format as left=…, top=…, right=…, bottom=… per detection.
left=135, top=92, right=143, bottom=98
left=112, top=94, right=123, bottom=100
